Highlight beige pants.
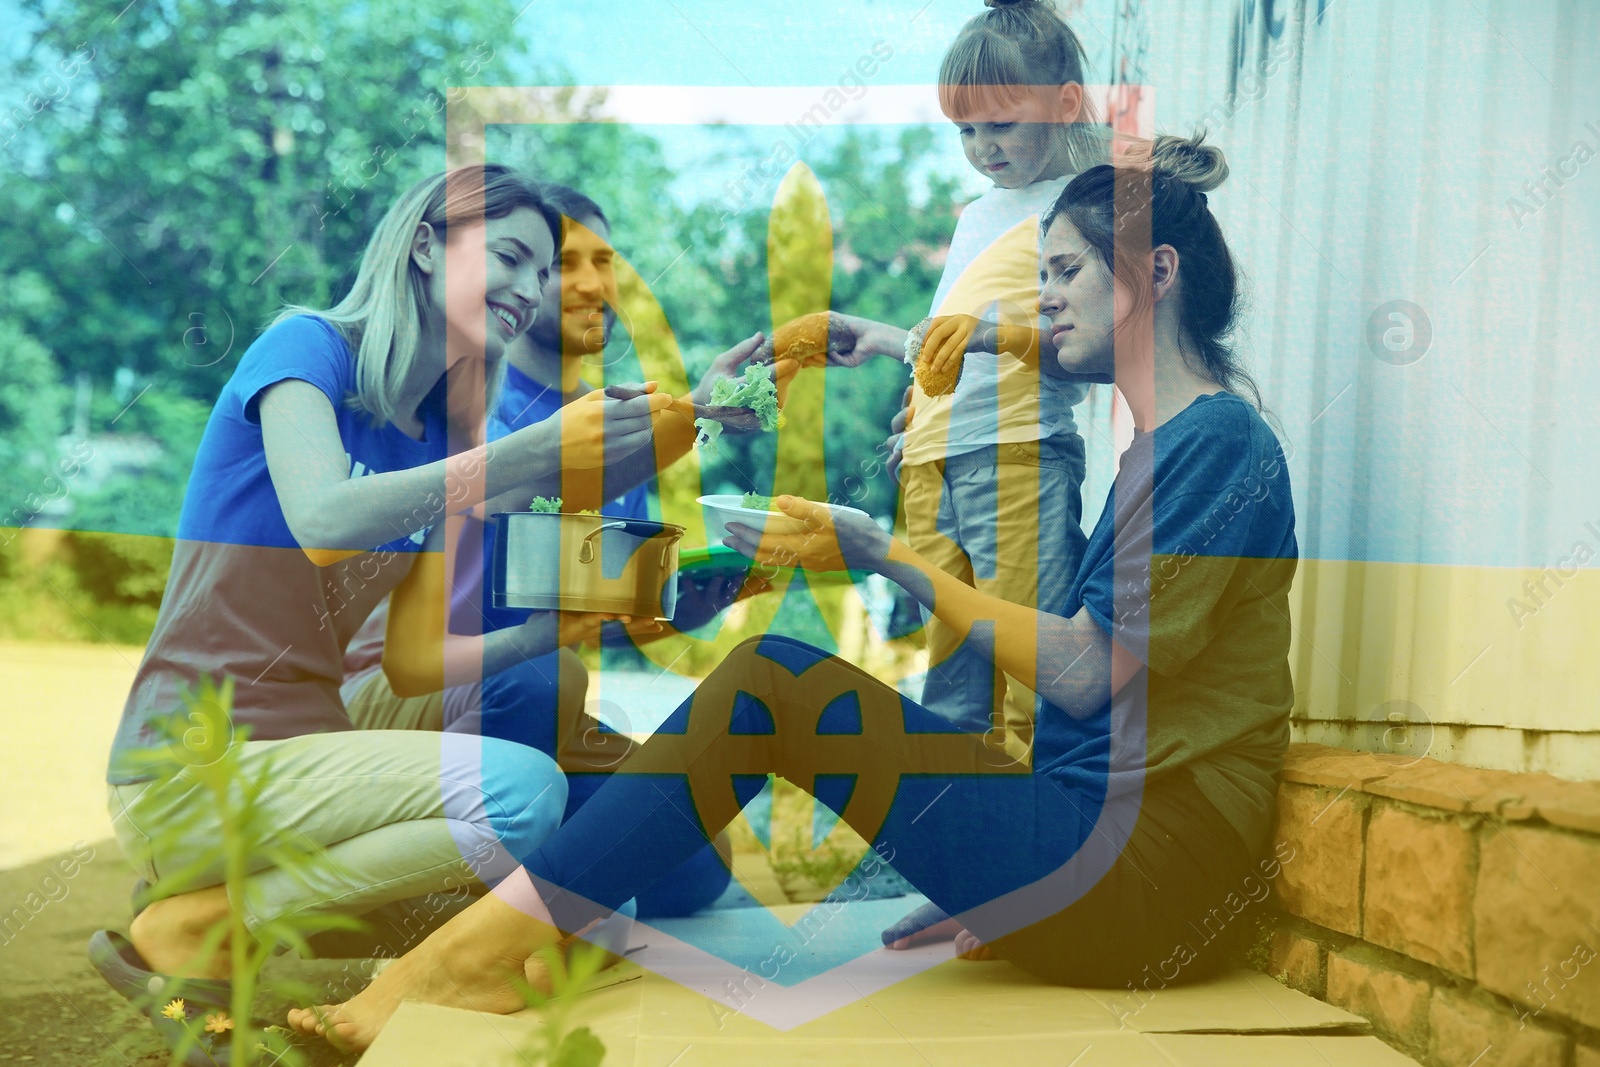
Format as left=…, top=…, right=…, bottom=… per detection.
left=108, top=650, right=593, bottom=933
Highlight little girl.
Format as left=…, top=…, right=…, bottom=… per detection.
left=824, top=0, right=1107, bottom=762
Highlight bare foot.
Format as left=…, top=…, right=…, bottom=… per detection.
left=516, top=930, right=623, bottom=997
left=889, top=916, right=964, bottom=950
left=882, top=902, right=994, bottom=956
left=287, top=940, right=530, bottom=1051
left=287, top=886, right=564, bottom=1052
left=129, top=886, right=233, bottom=980
left=954, top=928, right=996, bottom=961
left=523, top=951, right=554, bottom=997
left=882, top=901, right=962, bottom=950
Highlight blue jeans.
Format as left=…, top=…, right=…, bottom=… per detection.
left=903, top=436, right=1089, bottom=740
left=475, top=653, right=732, bottom=918
left=521, top=635, right=1259, bottom=986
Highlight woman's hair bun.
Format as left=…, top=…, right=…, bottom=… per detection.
left=984, top=0, right=1047, bottom=9
left=1149, top=132, right=1229, bottom=194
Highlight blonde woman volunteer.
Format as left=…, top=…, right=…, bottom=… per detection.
left=89, top=164, right=677, bottom=1062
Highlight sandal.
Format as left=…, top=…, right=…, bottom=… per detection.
left=88, top=929, right=240, bottom=1066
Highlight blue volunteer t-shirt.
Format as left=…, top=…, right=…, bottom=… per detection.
left=181, top=314, right=450, bottom=551
left=1034, top=392, right=1298, bottom=853
left=109, top=314, right=450, bottom=782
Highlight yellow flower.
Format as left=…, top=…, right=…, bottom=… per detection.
left=203, top=1012, right=234, bottom=1034
left=160, top=999, right=187, bottom=1020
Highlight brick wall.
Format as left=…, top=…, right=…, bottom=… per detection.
left=1263, top=744, right=1600, bottom=1067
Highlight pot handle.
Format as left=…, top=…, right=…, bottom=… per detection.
left=578, top=521, right=632, bottom=564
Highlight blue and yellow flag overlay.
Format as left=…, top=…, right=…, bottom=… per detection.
left=14, top=0, right=1596, bottom=1046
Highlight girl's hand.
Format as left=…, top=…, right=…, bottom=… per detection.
left=920, top=314, right=982, bottom=382
left=722, top=496, right=890, bottom=574
left=538, top=385, right=675, bottom=469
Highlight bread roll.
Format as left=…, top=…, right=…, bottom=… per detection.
left=914, top=349, right=963, bottom=397
left=770, top=311, right=833, bottom=368
left=905, top=318, right=964, bottom=397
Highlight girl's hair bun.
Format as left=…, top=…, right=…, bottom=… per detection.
left=1149, top=132, right=1229, bottom=194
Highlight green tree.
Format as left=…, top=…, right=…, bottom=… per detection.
left=0, top=0, right=545, bottom=545
left=0, top=0, right=573, bottom=643
left=3, top=0, right=536, bottom=390
left=0, top=320, right=67, bottom=528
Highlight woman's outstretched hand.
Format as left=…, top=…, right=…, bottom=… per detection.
left=722, top=496, right=890, bottom=574
left=810, top=312, right=907, bottom=368
left=751, top=311, right=910, bottom=369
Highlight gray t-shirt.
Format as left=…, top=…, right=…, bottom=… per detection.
left=1037, top=394, right=1298, bottom=854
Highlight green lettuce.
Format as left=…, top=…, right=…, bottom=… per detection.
left=695, top=363, right=781, bottom=449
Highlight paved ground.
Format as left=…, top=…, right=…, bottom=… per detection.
left=0, top=840, right=368, bottom=1066
left=0, top=641, right=137, bottom=870
left=0, top=642, right=348, bottom=1065
left=0, top=841, right=151, bottom=1065
left=0, top=641, right=147, bottom=1062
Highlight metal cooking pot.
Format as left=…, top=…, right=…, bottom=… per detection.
left=490, top=512, right=686, bottom=620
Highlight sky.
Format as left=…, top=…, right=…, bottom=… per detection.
left=513, top=1, right=997, bottom=87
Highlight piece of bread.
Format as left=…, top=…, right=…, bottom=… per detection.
left=914, top=346, right=964, bottom=397
left=770, top=311, right=833, bottom=368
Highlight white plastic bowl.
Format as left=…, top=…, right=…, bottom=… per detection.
left=697, top=494, right=870, bottom=546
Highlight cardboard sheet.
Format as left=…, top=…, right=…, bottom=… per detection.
left=359, top=1002, right=1178, bottom=1066
left=360, top=997, right=1418, bottom=1066
left=1084, top=967, right=1368, bottom=1033
left=358, top=952, right=1408, bottom=1066
left=355, top=893, right=1397, bottom=1065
